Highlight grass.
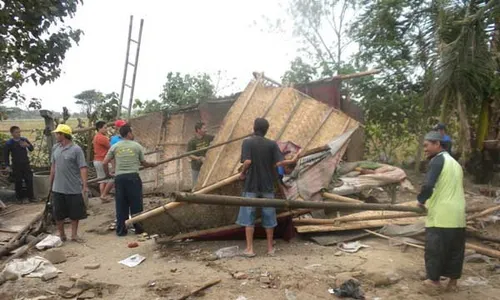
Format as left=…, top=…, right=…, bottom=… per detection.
left=0, top=119, right=84, bottom=141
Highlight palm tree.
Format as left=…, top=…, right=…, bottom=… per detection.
left=429, top=0, right=497, bottom=162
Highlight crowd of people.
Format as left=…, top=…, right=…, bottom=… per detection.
left=2, top=117, right=467, bottom=290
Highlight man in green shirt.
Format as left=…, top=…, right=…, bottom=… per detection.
left=417, top=131, right=466, bottom=293
left=187, top=122, right=214, bottom=187
left=103, top=124, right=157, bottom=236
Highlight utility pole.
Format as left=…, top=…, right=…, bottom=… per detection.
left=117, top=15, right=144, bottom=119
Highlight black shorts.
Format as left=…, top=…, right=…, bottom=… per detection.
left=52, top=192, right=87, bottom=221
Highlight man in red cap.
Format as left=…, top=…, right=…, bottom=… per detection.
left=111, top=120, right=127, bottom=146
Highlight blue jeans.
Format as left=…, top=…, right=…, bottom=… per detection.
left=236, top=192, right=277, bottom=229
left=115, top=173, right=144, bottom=236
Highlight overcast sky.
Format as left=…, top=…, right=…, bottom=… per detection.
left=14, top=0, right=298, bottom=113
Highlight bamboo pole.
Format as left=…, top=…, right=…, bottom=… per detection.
left=72, top=121, right=115, bottom=134
left=87, top=134, right=252, bottom=184
left=124, top=174, right=241, bottom=226
left=332, top=69, right=381, bottom=80
left=0, top=234, right=46, bottom=271
left=322, top=192, right=363, bottom=204
left=467, top=205, right=500, bottom=221
left=157, top=209, right=312, bottom=243
left=295, top=217, right=423, bottom=233
left=364, top=229, right=425, bottom=250
left=293, top=212, right=420, bottom=225
left=465, top=242, right=500, bottom=259
left=172, top=192, right=426, bottom=213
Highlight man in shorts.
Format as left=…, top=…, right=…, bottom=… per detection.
left=93, top=120, right=113, bottom=202
left=49, top=124, right=88, bottom=242
left=237, top=118, right=295, bottom=257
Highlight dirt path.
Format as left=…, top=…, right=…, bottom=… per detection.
left=1, top=196, right=500, bottom=299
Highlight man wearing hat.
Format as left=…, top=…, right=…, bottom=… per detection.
left=111, top=120, right=127, bottom=146
left=417, top=131, right=466, bottom=292
left=49, top=124, right=88, bottom=242
left=434, top=123, right=452, bottom=154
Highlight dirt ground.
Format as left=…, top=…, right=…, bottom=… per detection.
left=1, top=175, right=500, bottom=299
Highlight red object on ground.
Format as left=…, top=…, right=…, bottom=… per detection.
left=128, top=242, right=139, bottom=248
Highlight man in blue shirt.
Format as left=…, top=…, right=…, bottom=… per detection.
left=434, top=123, right=452, bottom=154
left=110, top=120, right=127, bottom=146
left=4, top=126, right=35, bottom=201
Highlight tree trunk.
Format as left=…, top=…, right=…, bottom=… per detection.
left=457, top=93, right=472, bottom=164
left=414, top=132, right=425, bottom=173
left=475, top=97, right=490, bottom=151
left=439, top=91, right=449, bottom=122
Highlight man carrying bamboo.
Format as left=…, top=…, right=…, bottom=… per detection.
left=237, top=118, right=290, bottom=257
left=417, top=131, right=466, bottom=292
left=103, top=124, right=157, bottom=236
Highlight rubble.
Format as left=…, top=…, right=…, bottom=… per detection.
left=75, top=279, right=93, bottom=291
left=77, top=290, right=96, bottom=299
left=58, top=282, right=75, bottom=292
left=232, top=272, right=248, bottom=280
left=41, top=272, right=58, bottom=281
left=43, top=249, right=67, bottom=264
left=62, top=287, right=84, bottom=298
left=84, top=263, right=100, bottom=270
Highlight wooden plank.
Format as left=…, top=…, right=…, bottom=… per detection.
left=295, top=217, right=424, bottom=233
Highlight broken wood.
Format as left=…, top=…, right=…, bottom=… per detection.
left=293, top=212, right=421, bottom=225
left=172, top=192, right=426, bottom=213
left=295, top=217, right=424, bottom=233
left=321, top=192, right=363, bottom=204
left=125, top=174, right=241, bottom=226
left=0, top=207, right=22, bottom=217
left=157, top=209, right=311, bottom=243
left=364, top=229, right=425, bottom=250
left=465, top=242, right=500, bottom=259
left=0, top=234, right=45, bottom=271
left=0, top=211, right=43, bottom=257
left=176, top=279, right=221, bottom=300
left=467, top=205, right=500, bottom=221
left=467, top=231, right=500, bottom=243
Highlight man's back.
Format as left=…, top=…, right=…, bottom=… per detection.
left=108, top=140, right=144, bottom=175
left=426, top=151, right=465, bottom=228
left=241, top=136, right=283, bottom=193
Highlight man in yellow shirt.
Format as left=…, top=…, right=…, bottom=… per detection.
left=417, top=131, right=466, bottom=292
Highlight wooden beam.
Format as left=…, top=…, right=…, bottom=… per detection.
left=172, top=192, right=426, bottom=213
left=322, top=192, right=363, bottom=204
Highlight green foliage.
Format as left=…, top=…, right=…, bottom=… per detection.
left=0, top=0, right=83, bottom=105
left=74, top=90, right=119, bottom=122
left=282, top=57, right=317, bottom=85
left=159, top=72, right=215, bottom=108
left=0, top=132, right=10, bottom=165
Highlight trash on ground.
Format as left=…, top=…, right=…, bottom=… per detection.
left=118, top=254, right=146, bottom=268
left=35, top=234, right=63, bottom=250
left=329, top=279, right=365, bottom=299
left=338, top=241, right=370, bottom=253
left=215, top=246, right=239, bottom=259
left=461, top=276, right=489, bottom=286
left=1, top=256, right=61, bottom=280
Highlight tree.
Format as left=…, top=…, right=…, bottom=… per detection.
left=74, top=90, right=119, bottom=122
left=0, top=0, right=83, bottom=104
left=159, top=72, right=215, bottom=108
left=281, top=57, right=317, bottom=85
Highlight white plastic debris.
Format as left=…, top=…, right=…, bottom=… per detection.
left=1, top=256, right=61, bottom=279
left=35, top=235, right=63, bottom=250
left=338, top=241, right=370, bottom=253
left=215, top=246, right=239, bottom=259
left=118, top=254, right=146, bottom=268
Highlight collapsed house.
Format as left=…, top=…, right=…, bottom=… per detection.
left=125, top=74, right=414, bottom=240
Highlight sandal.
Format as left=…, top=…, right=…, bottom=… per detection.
left=71, top=236, right=86, bottom=243
left=267, top=249, right=276, bottom=257
left=58, top=235, right=67, bottom=242
left=241, top=251, right=256, bottom=258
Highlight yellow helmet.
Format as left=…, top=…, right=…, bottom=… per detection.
left=52, top=124, right=72, bottom=136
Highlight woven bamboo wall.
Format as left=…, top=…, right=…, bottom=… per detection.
left=195, top=79, right=359, bottom=191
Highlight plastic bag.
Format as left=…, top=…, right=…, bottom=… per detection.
left=329, top=279, right=365, bottom=299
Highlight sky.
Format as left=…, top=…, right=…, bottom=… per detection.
left=14, top=0, right=299, bottom=113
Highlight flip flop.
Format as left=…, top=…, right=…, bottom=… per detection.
left=267, top=249, right=276, bottom=257
left=241, top=251, right=256, bottom=258
left=71, top=236, right=86, bottom=243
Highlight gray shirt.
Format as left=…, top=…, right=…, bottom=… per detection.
left=51, top=143, right=87, bottom=194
